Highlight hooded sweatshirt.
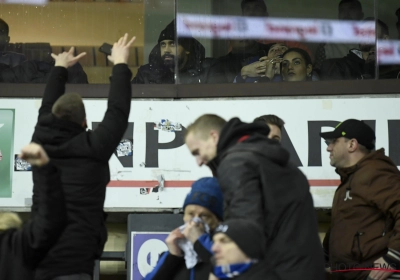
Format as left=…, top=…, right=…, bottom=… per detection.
left=213, top=118, right=325, bottom=280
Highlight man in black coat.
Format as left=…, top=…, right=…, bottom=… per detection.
left=0, top=143, right=66, bottom=280
left=184, top=114, right=325, bottom=280
left=132, top=20, right=212, bottom=84
left=30, top=34, right=135, bottom=280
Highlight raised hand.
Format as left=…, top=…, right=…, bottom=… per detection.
left=51, top=47, right=86, bottom=69
left=259, top=56, right=282, bottom=79
left=182, top=220, right=205, bottom=244
left=19, top=143, right=49, bottom=167
left=107, top=33, right=136, bottom=65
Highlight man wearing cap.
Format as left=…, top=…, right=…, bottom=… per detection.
left=211, top=219, right=266, bottom=280
left=144, top=177, right=223, bottom=280
left=132, top=20, right=211, bottom=84
left=320, top=119, right=400, bottom=280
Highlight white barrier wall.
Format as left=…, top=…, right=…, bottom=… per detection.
left=1, top=97, right=400, bottom=209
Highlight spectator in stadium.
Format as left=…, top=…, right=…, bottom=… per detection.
left=320, top=119, right=400, bottom=280
left=0, top=18, right=87, bottom=84
left=206, top=38, right=272, bottom=84
left=253, top=114, right=285, bottom=142
left=30, top=33, right=135, bottom=280
left=235, top=43, right=288, bottom=83
left=241, top=0, right=268, bottom=17
left=144, top=177, right=223, bottom=280
left=314, top=0, right=364, bottom=70
left=320, top=19, right=395, bottom=80
left=281, top=48, right=315, bottom=81
left=210, top=219, right=266, bottom=280
left=0, top=143, right=66, bottom=280
left=184, top=114, right=325, bottom=280
left=0, top=18, right=26, bottom=68
left=133, top=20, right=212, bottom=84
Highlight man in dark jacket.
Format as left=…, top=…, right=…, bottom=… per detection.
left=184, top=114, right=325, bottom=280
left=211, top=219, right=266, bottom=280
left=320, top=119, right=400, bottom=280
left=0, top=143, right=66, bottom=280
left=0, top=18, right=26, bottom=67
left=144, top=177, right=223, bottom=280
left=206, top=40, right=272, bottom=84
left=30, top=34, right=135, bottom=280
left=133, top=20, right=211, bottom=84
left=320, top=18, right=392, bottom=80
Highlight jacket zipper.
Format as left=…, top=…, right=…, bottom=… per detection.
left=382, top=219, right=388, bottom=237
left=355, top=231, right=364, bottom=262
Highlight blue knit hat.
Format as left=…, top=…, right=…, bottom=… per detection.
left=183, top=177, right=224, bottom=221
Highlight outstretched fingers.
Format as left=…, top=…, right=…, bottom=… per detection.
left=125, top=36, right=136, bottom=48
left=121, top=33, right=128, bottom=46
left=75, top=52, right=87, bottom=60
left=68, top=47, right=75, bottom=55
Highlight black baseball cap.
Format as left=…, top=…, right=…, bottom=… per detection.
left=319, top=119, right=376, bottom=150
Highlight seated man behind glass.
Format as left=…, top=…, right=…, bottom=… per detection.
left=132, top=20, right=210, bottom=84
left=320, top=18, right=399, bottom=80
left=0, top=18, right=26, bottom=68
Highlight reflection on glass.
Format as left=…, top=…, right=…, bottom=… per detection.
left=175, top=0, right=400, bottom=84
left=1, top=0, right=400, bottom=86
left=0, top=1, right=144, bottom=84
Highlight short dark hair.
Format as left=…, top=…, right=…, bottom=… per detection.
left=185, top=114, right=226, bottom=140
left=253, top=114, right=285, bottom=129
left=377, top=19, right=389, bottom=37
left=52, top=93, right=86, bottom=125
left=0, top=18, right=9, bottom=35
left=339, top=0, right=362, bottom=11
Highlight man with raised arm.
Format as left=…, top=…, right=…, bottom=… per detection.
left=0, top=143, right=66, bottom=280
left=31, top=34, right=135, bottom=280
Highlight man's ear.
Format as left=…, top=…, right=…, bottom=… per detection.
left=82, top=118, right=87, bottom=129
left=210, top=130, right=220, bottom=144
left=348, top=139, right=358, bottom=153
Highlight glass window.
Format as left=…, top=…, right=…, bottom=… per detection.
left=1, top=0, right=400, bottom=85
left=174, top=0, right=400, bottom=85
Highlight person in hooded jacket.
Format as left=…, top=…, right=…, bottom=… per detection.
left=132, top=20, right=213, bottom=84
left=0, top=143, right=66, bottom=280
left=144, top=177, right=224, bottom=280
left=320, top=119, right=400, bottom=280
left=184, top=114, right=325, bottom=280
left=30, top=33, right=135, bottom=280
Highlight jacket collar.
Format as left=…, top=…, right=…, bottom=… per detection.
left=336, top=148, right=385, bottom=178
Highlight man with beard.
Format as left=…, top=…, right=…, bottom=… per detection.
left=320, top=18, right=390, bottom=80
left=132, top=20, right=211, bottom=84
